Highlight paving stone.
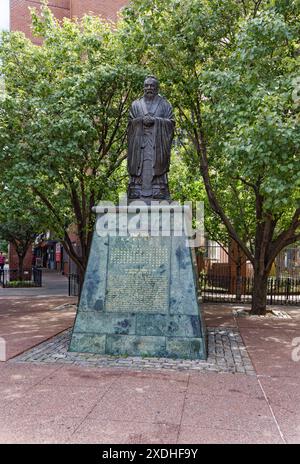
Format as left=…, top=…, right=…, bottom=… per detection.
left=10, top=327, right=255, bottom=375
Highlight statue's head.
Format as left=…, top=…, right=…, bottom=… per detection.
left=144, top=76, right=159, bottom=99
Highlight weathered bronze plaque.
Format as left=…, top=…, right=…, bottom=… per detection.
left=105, top=237, right=170, bottom=312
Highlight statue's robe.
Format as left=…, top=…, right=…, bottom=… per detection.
left=127, top=95, right=175, bottom=193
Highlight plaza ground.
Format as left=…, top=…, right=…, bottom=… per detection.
left=0, top=271, right=299, bottom=444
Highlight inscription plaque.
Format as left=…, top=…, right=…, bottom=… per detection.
left=105, top=237, right=170, bottom=312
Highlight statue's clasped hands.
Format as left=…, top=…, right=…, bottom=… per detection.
left=143, top=115, right=155, bottom=127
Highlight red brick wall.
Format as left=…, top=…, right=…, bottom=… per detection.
left=10, top=0, right=71, bottom=41
left=10, top=0, right=129, bottom=40
left=70, top=0, right=128, bottom=21
left=9, top=242, right=33, bottom=270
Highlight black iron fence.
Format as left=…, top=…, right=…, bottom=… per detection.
left=0, top=268, right=42, bottom=288
left=68, top=273, right=80, bottom=297
left=67, top=272, right=300, bottom=305
left=199, top=274, right=300, bottom=305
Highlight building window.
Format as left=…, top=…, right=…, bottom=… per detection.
left=206, top=240, right=221, bottom=261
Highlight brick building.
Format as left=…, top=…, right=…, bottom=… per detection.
left=9, top=0, right=129, bottom=41
left=9, top=243, right=33, bottom=272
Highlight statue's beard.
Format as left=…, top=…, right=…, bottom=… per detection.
left=144, top=91, right=157, bottom=100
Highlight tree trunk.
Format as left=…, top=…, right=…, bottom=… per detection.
left=18, top=255, right=24, bottom=282
left=77, top=266, right=85, bottom=299
left=236, top=256, right=242, bottom=302
left=251, top=271, right=268, bottom=315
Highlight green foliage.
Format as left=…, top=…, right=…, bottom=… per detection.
left=0, top=218, right=37, bottom=245
left=169, top=146, right=205, bottom=202
left=5, top=281, right=36, bottom=288
left=121, top=0, right=300, bottom=312
left=0, top=240, right=8, bottom=253
left=122, top=0, right=300, bottom=253
left=0, top=6, right=145, bottom=273
left=0, top=186, right=47, bottom=266
left=0, top=1, right=299, bottom=312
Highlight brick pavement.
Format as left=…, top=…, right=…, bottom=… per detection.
left=0, top=301, right=299, bottom=443
left=0, top=296, right=76, bottom=360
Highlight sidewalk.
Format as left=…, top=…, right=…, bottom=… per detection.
left=0, top=297, right=76, bottom=359
left=0, top=300, right=299, bottom=444
left=0, top=270, right=76, bottom=359
left=0, top=269, right=70, bottom=297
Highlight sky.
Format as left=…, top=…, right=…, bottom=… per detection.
left=0, top=0, right=10, bottom=32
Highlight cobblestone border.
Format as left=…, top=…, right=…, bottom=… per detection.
left=11, top=327, right=256, bottom=375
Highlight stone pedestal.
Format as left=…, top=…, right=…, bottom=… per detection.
left=69, top=205, right=207, bottom=359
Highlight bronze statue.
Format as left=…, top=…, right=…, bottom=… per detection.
left=127, top=76, right=175, bottom=202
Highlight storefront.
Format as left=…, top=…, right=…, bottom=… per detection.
left=34, top=238, right=59, bottom=270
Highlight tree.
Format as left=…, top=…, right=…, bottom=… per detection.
left=0, top=189, right=48, bottom=280
left=0, top=220, right=34, bottom=280
left=0, top=6, right=145, bottom=285
left=122, top=0, right=300, bottom=314
left=0, top=240, right=8, bottom=254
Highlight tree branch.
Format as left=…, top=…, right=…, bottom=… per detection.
left=252, top=0, right=263, bottom=17
left=194, top=124, right=254, bottom=263
left=31, top=186, right=65, bottom=229
left=233, top=175, right=259, bottom=194
left=267, top=207, right=300, bottom=267
left=230, top=183, right=252, bottom=243
left=61, top=234, right=84, bottom=276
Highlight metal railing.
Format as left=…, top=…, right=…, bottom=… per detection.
left=66, top=272, right=300, bottom=305
left=199, top=275, right=300, bottom=305
left=0, top=268, right=42, bottom=288
left=68, top=273, right=81, bottom=297
left=33, top=267, right=42, bottom=287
